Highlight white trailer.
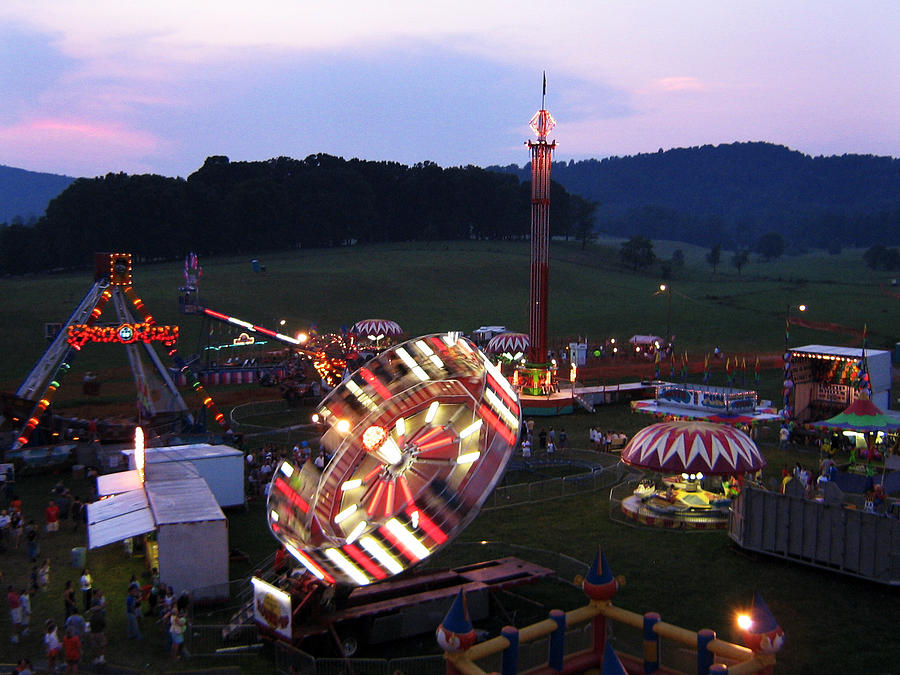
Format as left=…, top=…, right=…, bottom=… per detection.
left=124, top=443, right=244, bottom=508
left=145, top=477, right=229, bottom=601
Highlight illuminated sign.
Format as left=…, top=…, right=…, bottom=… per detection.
left=108, top=253, right=133, bottom=285
left=232, top=332, right=256, bottom=346
left=251, top=577, right=292, bottom=639
left=67, top=323, right=178, bottom=349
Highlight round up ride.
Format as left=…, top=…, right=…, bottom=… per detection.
left=620, top=421, right=766, bottom=529
left=350, top=319, right=403, bottom=348
left=484, top=332, right=530, bottom=357
left=266, top=333, right=521, bottom=585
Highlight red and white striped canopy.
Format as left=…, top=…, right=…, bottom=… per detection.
left=350, top=319, right=403, bottom=337
left=485, top=332, right=530, bottom=354
left=621, top=421, right=765, bottom=475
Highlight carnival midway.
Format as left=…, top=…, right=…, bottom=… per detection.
left=1, top=81, right=898, bottom=675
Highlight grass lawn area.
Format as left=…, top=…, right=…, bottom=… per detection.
left=0, top=241, right=897, bottom=672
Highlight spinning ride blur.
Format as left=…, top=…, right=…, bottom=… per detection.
left=264, top=333, right=521, bottom=588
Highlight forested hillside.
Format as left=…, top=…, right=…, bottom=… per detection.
left=0, top=165, right=75, bottom=224
left=0, top=155, right=594, bottom=274
left=490, top=142, right=900, bottom=251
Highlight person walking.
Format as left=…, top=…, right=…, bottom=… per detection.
left=125, top=585, right=142, bottom=639
left=7, top=585, right=22, bottom=644
left=88, top=595, right=106, bottom=665
left=45, top=500, right=60, bottom=534
left=63, top=626, right=82, bottom=674
left=18, top=588, right=30, bottom=637
left=169, top=607, right=187, bottom=659
left=63, top=580, right=77, bottom=618
left=24, top=522, right=38, bottom=563
left=79, top=569, right=92, bottom=612
left=44, top=619, right=61, bottom=673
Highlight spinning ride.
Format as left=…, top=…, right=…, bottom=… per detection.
left=619, top=421, right=766, bottom=529
left=485, top=332, right=530, bottom=358
left=266, top=332, right=521, bottom=586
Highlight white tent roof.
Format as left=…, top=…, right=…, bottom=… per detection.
left=791, top=344, right=890, bottom=359
left=629, top=335, right=663, bottom=345
left=122, top=443, right=242, bottom=465
left=87, top=490, right=155, bottom=549
left=146, top=477, right=224, bottom=525
left=96, top=469, right=142, bottom=497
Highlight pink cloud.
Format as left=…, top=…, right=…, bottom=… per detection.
left=652, top=76, right=706, bottom=93
left=0, top=117, right=166, bottom=176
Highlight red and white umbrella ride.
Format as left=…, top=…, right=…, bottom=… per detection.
left=621, top=421, right=765, bottom=476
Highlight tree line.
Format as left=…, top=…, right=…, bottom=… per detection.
left=0, top=155, right=598, bottom=274
left=490, top=141, right=900, bottom=253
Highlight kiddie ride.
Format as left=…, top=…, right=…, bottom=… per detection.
left=243, top=332, right=554, bottom=656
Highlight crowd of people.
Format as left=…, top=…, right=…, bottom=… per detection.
left=517, top=420, right=570, bottom=459
left=1, top=468, right=200, bottom=671
left=245, top=440, right=324, bottom=498
left=588, top=427, right=628, bottom=452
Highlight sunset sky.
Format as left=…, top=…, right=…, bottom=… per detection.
left=2, top=1, right=898, bottom=178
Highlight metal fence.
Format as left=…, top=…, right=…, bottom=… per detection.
left=229, top=399, right=295, bottom=430
left=483, top=456, right=627, bottom=510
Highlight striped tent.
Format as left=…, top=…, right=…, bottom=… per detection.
left=621, top=421, right=765, bottom=475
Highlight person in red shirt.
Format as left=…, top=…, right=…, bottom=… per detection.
left=45, top=500, right=59, bottom=533
left=63, top=626, right=81, bottom=674
left=7, top=585, right=22, bottom=644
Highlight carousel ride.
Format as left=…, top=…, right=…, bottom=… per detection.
left=619, top=421, right=766, bottom=530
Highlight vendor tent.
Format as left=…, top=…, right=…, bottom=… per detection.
left=87, top=489, right=155, bottom=549
left=810, top=396, right=900, bottom=433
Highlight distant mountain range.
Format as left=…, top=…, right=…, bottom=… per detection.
left=489, top=142, right=900, bottom=249
left=0, top=165, right=76, bottom=224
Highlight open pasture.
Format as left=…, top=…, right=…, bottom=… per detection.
left=0, top=240, right=897, bottom=672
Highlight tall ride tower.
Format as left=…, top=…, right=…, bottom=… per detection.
left=526, top=75, right=556, bottom=369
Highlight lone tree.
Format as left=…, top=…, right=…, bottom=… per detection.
left=731, top=249, right=749, bottom=275
left=863, top=244, right=900, bottom=270
left=620, top=235, right=656, bottom=271
left=706, top=243, right=722, bottom=274
left=572, top=197, right=598, bottom=250
left=756, top=231, right=786, bottom=261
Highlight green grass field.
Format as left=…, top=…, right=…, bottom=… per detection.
left=0, top=241, right=898, bottom=672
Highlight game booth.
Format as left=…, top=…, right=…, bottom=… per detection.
left=787, top=344, right=892, bottom=423
left=631, top=382, right=780, bottom=427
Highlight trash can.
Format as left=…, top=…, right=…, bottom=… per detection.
left=251, top=259, right=260, bottom=273
left=71, top=546, right=86, bottom=569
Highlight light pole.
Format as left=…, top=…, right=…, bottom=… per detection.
left=782, top=304, right=806, bottom=421
left=658, top=284, right=672, bottom=345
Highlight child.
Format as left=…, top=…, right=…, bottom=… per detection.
left=63, top=626, right=81, bottom=674
left=37, top=558, right=50, bottom=591
left=19, top=587, right=30, bottom=636
left=44, top=619, right=61, bottom=673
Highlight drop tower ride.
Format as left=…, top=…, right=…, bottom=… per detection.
left=522, top=74, right=557, bottom=395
